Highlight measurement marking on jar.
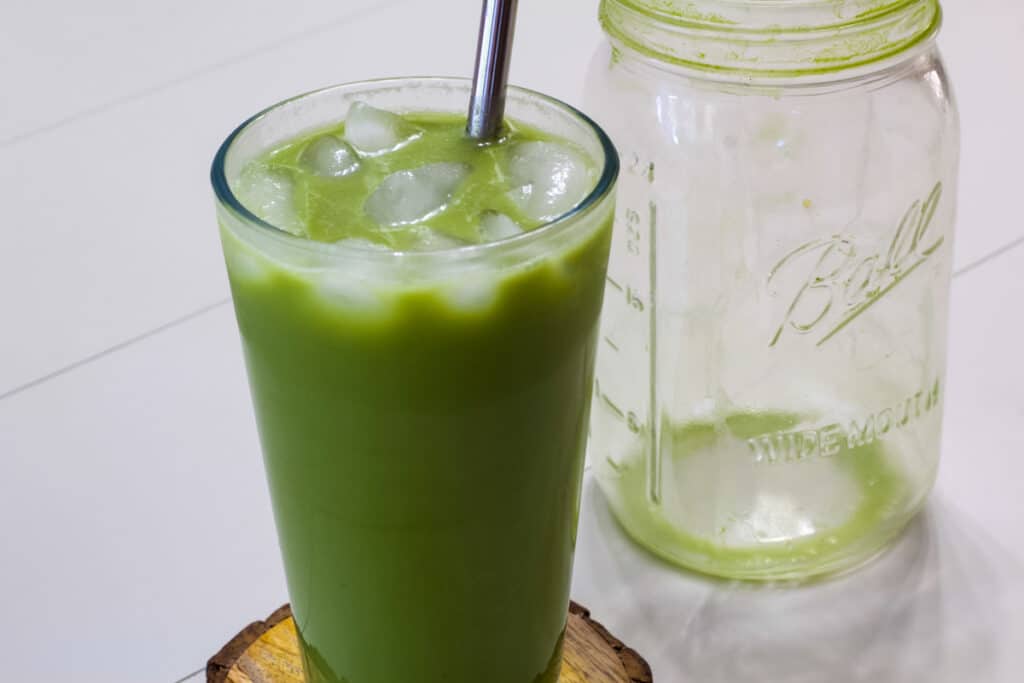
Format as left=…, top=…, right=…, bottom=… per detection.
left=608, top=276, right=646, bottom=312
left=646, top=201, right=661, bottom=505
left=626, top=412, right=642, bottom=434
left=595, top=380, right=626, bottom=420
left=595, top=380, right=643, bottom=435
left=603, top=336, right=620, bottom=352
left=626, top=287, right=645, bottom=311
left=625, top=209, right=642, bottom=256
left=626, top=153, right=655, bottom=184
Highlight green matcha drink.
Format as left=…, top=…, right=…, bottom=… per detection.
left=211, top=79, right=617, bottom=683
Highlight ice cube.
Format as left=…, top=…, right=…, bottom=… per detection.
left=407, top=227, right=469, bottom=251
left=364, top=162, right=471, bottom=227
left=220, top=228, right=272, bottom=284
left=479, top=211, right=525, bottom=242
left=298, top=134, right=360, bottom=177
left=444, top=274, right=499, bottom=311
left=336, top=236, right=390, bottom=251
left=235, top=165, right=304, bottom=236
left=316, top=270, right=384, bottom=314
left=506, top=141, right=592, bottom=222
left=344, top=102, right=422, bottom=156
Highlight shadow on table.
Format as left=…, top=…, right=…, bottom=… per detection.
left=573, top=477, right=1018, bottom=683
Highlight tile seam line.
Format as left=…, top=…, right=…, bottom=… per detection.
left=0, top=298, right=231, bottom=403
left=0, top=0, right=412, bottom=149
left=2, top=232, right=1021, bottom=404
left=952, top=232, right=1024, bottom=279
left=171, top=667, right=205, bottom=683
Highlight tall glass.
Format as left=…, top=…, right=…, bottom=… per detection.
left=211, top=78, right=618, bottom=683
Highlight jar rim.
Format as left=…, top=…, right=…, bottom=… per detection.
left=601, top=0, right=942, bottom=79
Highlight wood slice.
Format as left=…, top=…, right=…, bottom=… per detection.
left=207, top=602, right=652, bottom=683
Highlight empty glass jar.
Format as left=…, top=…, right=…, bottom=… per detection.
left=585, top=0, right=959, bottom=579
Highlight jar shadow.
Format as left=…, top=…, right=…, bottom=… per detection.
left=573, top=477, right=1010, bottom=683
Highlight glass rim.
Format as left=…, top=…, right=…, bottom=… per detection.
left=210, top=76, right=619, bottom=261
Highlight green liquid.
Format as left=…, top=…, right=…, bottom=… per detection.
left=221, top=113, right=612, bottom=683
left=603, top=412, right=914, bottom=579
left=251, top=113, right=577, bottom=246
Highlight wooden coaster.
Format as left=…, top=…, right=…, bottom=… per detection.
left=207, top=602, right=652, bottom=683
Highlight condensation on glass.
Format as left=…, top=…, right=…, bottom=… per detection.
left=585, top=0, right=959, bottom=579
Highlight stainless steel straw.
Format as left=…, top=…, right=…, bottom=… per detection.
left=466, top=0, right=519, bottom=141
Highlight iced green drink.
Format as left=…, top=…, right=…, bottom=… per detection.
left=211, top=79, right=617, bottom=683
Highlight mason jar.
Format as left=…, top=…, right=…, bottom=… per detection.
left=585, top=0, right=959, bottom=579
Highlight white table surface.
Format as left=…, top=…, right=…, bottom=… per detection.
left=1, top=1, right=1021, bottom=681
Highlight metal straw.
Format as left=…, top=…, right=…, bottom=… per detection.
left=466, top=0, right=519, bottom=141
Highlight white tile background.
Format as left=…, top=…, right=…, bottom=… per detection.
left=0, top=1, right=1021, bottom=681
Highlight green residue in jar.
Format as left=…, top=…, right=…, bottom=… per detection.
left=601, top=411, right=914, bottom=580
left=644, top=0, right=735, bottom=24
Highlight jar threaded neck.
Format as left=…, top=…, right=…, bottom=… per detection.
left=600, top=0, right=941, bottom=78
